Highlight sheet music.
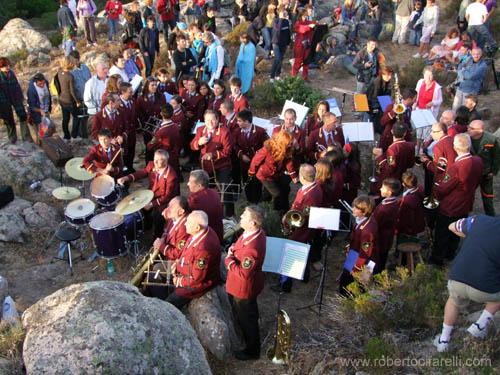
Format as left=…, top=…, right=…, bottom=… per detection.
left=253, top=117, right=274, bottom=138
left=342, top=122, right=375, bottom=142
left=280, top=100, right=309, bottom=126
left=308, top=207, right=341, bottom=230
left=279, top=242, right=310, bottom=280
left=130, top=75, right=143, bottom=93
left=411, top=109, right=436, bottom=129
left=326, top=98, right=342, bottom=117
left=262, top=237, right=285, bottom=273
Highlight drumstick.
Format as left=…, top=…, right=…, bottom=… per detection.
left=109, top=148, right=122, bottom=165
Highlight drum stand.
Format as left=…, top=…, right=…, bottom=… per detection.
left=128, top=218, right=142, bottom=259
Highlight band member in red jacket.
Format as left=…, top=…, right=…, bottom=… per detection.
left=229, top=76, right=249, bottom=114
left=371, top=123, right=415, bottom=195
left=379, top=89, right=416, bottom=152
left=396, top=171, right=425, bottom=238
left=306, top=112, right=345, bottom=162
left=187, top=169, right=224, bottom=241
left=182, top=77, right=205, bottom=127
left=91, top=93, right=126, bottom=144
left=339, top=195, right=378, bottom=296
left=372, top=178, right=401, bottom=273
left=117, top=149, right=180, bottom=238
left=83, top=128, right=123, bottom=178
left=209, top=79, right=226, bottom=116
left=272, top=108, right=306, bottom=167
left=147, top=104, right=181, bottom=173
left=304, top=100, right=330, bottom=137
left=431, top=133, right=483, bottom=265
left=168, top=210, right=221, bottom=309
left=118, top=82, right=137, bottom=173
left=221, top=100, right=238, bottom=132
left=136, top=77, right=166, bottom=146
left=233, top=109, right=269, bottom=203
left=292, top=9, right=315, bottom=80
left=225, top=206, right=267, bottom=361
left=249, top=130, right=298, bottom=212
left=170, top=95, right=186, bottom=130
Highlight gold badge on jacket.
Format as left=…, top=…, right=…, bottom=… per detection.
left=178, top=240, right=186, bottom=250
left=387, top=155, right=395, bottom=165
left=242, top=257, right=253, bottom=270
left=197, top=258, right=206, bottom=269
left=362, top=242, right=371, bottom=251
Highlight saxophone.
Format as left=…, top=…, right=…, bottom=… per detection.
left=267, top=309, right=292, bottom=365
left=392, top=73, right=406, bottom=117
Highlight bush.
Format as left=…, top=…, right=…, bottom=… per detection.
left=395, top=59, right=426, bottom=91
left=224, top=22, right=250, bottom=46
left=0, top=322, right=25, bottom=374
left=30, top=11, right=58, bottom=30
left=48, top=32, right=63, bottom=48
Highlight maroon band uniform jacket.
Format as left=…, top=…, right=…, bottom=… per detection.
left=148, top=120, right=182, bottom=171
left=175, top=227, right=221, bottom=299
left=232, top=124, right=269, bottom=170
left=208, top=95, right=225, bottom=116
left=225, top=228, right=266, bottom=300
left=126, top=162, right=180, bottom=211
left=159, top=215, right=190, bottom=260
left=119, top=97, right=137, bottom=151
left=230, top=93, right=249, bottom=114
left=272, top=125, right=306, bottom=165
left=306, top=126, right=345, bottom=162
left=396, top=186, right=425, bottom=235
left=91, top=108, right=126, bottom=141
left=221, top=112, right=238, bottom=133
left=136, top=94, right=166, bottom=131
left=82, top=143, right=123, bottom=178
left=372, top=197, right=400, bottom=256
left=248, top=146, right=298, bottom=182
left=188, top=187, right=224, bottom=242
left=349, top=216, right=378, bottom=271
left=423, top=135, right=456, bottom=183
left=379, top=104, right=412, bottom=151
left=304, top=115, right=322, bottom=136
left=190, top=125, right=233, bottom=174
left=435, top=153, right=483, bottom=217
left=182, top=91, right=205, bottom=126
left=377, top=139, right=415, bottom=181
left=289, top=181, right=324, bottom=243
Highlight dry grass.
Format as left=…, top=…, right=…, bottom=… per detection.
left=224, top=22, right=249, bottom=46
left=0, top=322, right=25, bottom=374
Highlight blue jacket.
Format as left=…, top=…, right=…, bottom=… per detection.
left=458, top=57, right=488, bottom=94
left=27, top=78, right=52, bottom=125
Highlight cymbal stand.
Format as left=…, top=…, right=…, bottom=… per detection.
left=128, top=215, right=142, bottom=260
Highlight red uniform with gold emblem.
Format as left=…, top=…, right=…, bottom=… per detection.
left=135, top=93, right=166, bottom=133
left=221, top=112, right=238, bottom=133
left=379, top=104, right=412, bottom=151
left=119, top=96, right=137, bottom=170
left=182, top=91, right=205, bottom=127
left=232, top=124, right=269, bottom=171
left=248, top=146, right=298, bottom=182
left=272, top=125, right=306, bottom=166
left=372, top=196, right=400, bottom=271
left=350, top=215, right=379, bottom=271
left=373, top=139, right=415, bottom=193
left=304, top=115, right=323, bottom=137
left=225, top=228, right=266, bottom=299
left=422, top=135, right=456, bottom=183
left=190, top=124, right=233, bottom=175
left=208, top=95, right=225, bottom=116
left=306, top=126, right=345, bottom=162
left=172, top=106, right=187, bottom=134
left=82, top=143, right=123, bottom=178
left=126, top=162, right=180, bottom=211
left=230, top=93, right=249, bottom=114
left=174, top=226, right=221, bottom=299
left=289, top=181, right=324, bottom=243
left=148, top=120, right=182, bottom=172
left=159, top=215, right=190, bottom=260
left=188, top=187, right=224, bottom=241
left=396, top=186, right=425, bottom=236
left=91, top=107, right=127, bottom=141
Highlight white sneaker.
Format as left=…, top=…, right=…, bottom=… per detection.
left=270, top=78, right=275, bottom=83
left=433, top=335, right=449, bottom=352
left=413, top=52, right=421, bottom=58
left=275, top=76, right=281, bottom=81
left=467, top=322, right=489, bottom=339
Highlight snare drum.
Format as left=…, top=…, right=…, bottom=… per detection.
left=90, top=175, right=121, bottom=207
left=89, top=212, right=127, bottom=258
left=123, top=211, right=144, bottom=241
left=65, top=198, right=96, bottom=225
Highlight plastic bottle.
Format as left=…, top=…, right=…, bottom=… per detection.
left=106, top=259, right=115, bottom=275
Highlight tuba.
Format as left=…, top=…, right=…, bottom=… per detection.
left=423, top=187, right=439, bottom=210
left=281, top=207, right=309, bottom=236
left=267, top=309, right=292, bottom=365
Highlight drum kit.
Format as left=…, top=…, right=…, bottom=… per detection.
left=47, top=157, right=155, bottom=274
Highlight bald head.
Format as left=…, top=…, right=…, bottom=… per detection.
left=467, top=119, right=485, bottom=140
left=453, top=133, right=471, bottom=154
left=299, top=164, right=316, bottom=184
left=440, top=110, right=455, bottom=128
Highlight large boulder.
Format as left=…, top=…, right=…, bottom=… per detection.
left=0, top=143, right=58, bottom=195
left=0, top=19, right=52, bottom=57
left=22, top=202, right=60, bottom=228
left=22, top=281, right=212, bottom=375
left=187, top=286, right=244, bottom=361
left=0, top=212, right=28, bottom=243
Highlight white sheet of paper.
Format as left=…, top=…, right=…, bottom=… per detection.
left=130, top=75, right=143, bottom=93
left=308, top=207, right=341, bottom=230
left=342, top=122, right=375, bottom=142
left=280, top=100, right=309, bottom=126
left=279, top=242, right=310, bottom=280
left=253, top=117, right=274, bottom=138
left=366, top=260, right=376, bottom=274
left=411, top=109, right=436, bottom=129
left=192, top=121, right=205, bottom=134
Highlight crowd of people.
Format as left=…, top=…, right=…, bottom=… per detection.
left=0, top=0, right=499, bottom=360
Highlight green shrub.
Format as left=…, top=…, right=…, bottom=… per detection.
left=249, top=81, right=281, bottom=113
left=8, top=49, right=29, bottom=64
left=395, top=59, right=426, bottom=91
left=365, top=336, right=396, bottom=361
left=48, top=32, right=63, bottom=48
left=224, top=22, right=250, bottom=46
left=30, top=11, right=58, bottom=30
left=0, top=322, right=25, bottom=374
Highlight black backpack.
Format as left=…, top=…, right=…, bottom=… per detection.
left=0, top=186, right=14, bottom=209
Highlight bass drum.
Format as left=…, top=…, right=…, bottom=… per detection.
left=89, top=212, right=127, bottom=259
left=65, top=198, right=96, bottom=226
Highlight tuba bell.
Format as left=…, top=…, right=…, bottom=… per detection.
left=423, top=191, right=439, bottom=210
left=267, top=309, right=292, bottom=365
left=281, top=207, right=309, bottom=236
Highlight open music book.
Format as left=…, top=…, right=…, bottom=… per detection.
left=341, top=122, right=375, bottom=142
left=263, top=237, right=310, bottom=280
left=411, top=109, right=436, bottom=129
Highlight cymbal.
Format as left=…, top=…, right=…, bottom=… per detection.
left=65, top=157, right=95, bottom=181
left=115, top=189, right=154, bottom=215
left=52, top=186, right=81, bottom=200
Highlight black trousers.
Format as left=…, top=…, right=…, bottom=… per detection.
left=60, top=103, right=79, bottom=139
left=431, top=212, right=463, bottom=265
left=261, top=174, right=291, bottom=212
left=229, top=295, right=261, bottom=355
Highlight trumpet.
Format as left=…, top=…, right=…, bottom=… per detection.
left=281, top=208, right=309, bottom=236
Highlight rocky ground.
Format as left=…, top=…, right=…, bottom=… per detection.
left=0, top=2, right=499, bottom=374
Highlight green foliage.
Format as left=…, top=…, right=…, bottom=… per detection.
left=224, top=22, right=250, bottom=46
left=259, top=201, right=283, bottom=238
left=0, top=322, right=25, bottom=374
left=0, top=0, right=57, bottom=28
left=48, top=32, right=63, bottom=48
left=395, top=59, right=426, bottom=92
left=365, top=336, right=396, bottom=361
left=337, top=265, right=447, bottom=333
left=249, top=81, right=281, bottom=113
left=30, top=11, right=59, bottom=31
left=8, top=49, right=29, bottom=64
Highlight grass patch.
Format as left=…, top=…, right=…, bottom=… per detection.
left=0, top=322, right=25, bottom=374
left=8, top=49, right=29, bottom=65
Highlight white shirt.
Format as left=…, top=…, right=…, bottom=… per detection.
left=465, top=2, right=488, bottom=25
left=109, top=65, right=129, bottom=83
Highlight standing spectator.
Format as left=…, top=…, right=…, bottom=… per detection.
left=413, top=0, right=439, bottom=58
left=104, top=0, right=123, bottom=42
left=158, top=0, right=176, bottom=44
left=173, top=35, right=197, bottom=81
left=292, top=9, right=316, bottom=81
left=182, top=0, right=203, bottom=26
left=366, top=0, right=382, bottom=39
left=202, top=32, right=225, bottom=86
left=468, top=120, right=500, bottom=216
left=123, top=1, right=143, bottom=41
left=57, top=57, right=81, bottom=140
left=466, top=0, right=497, bottom=52
left=464, top=94, right=482, bottom=121
left=270, top=7, right=291, bottom=81
left=414, top=66, right=443, bottom=118
left=235, top=34, right=256, bottom=95
left=392, top=0, right=414, bottom=45
left=0, top=58, right=29, bottom=143
left=139, top=16, right=160, bottom=77
left=408, top=1, right=423, bottom=46
left=452, top=47, right=488, bottom=110
left=84, top=60, right=109, bottom=118
left=262, top=3, right=277, bottom=59
left=57, top=0, right=77, bottom=52
left=198, top=6, right=217, bottom=33
left=142, top=0, right=155, bottom=28
left=366, top=66, right=393, bottom=133
left=352, top=38, right=385, bottom=93
left=231, top=0, right=249, bottom=28
left=27, top=73, right=52, bottom=142
left=109, top=56, right=129, bottom=83
left=433, top=215, right=500, bottom=353
left=69, top=50, right=91, bottom=138
left=76, top=0, right=97, bottom=46
left=457, top=0, right=470, bottom=32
